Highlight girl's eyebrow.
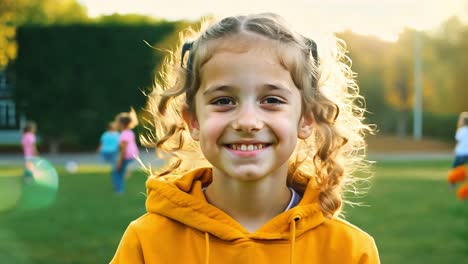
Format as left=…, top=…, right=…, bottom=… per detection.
left=202, top=85, right=231, bottom=96
left=202, top=83, right=292, bottom=96
left=263, top=84, right=292, bottom=95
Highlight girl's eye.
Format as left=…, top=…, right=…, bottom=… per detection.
left=261, top=96, right=286, bottom=104
left=211, top=97, right=235, bottom=105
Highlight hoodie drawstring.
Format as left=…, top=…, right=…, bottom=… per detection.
left=205, top=232, right=210, bottom=264
left=290, top=217, right=299, bottom=264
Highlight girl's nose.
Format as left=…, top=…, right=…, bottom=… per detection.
left=231, top=103, right=263, bottom=133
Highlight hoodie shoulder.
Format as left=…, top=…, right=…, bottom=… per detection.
left=327, top=218, right=380, bottom=263
left=111, top=213, right=179, bottom=264
left=110, top=216, right=147, bottom=264
left=328, top=217, right=376, bottom=246
left=129, top=212, right=174, bottom=234
left=331, top=218, right=374, bottom=239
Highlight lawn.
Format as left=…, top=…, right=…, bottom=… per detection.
left=348, top=160, right=468, bottom=263
left=0, top=160, right=466, bottom=263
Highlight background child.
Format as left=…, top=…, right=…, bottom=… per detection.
left=21, top=121, right=38, bottom=182
left=97, top=121, right=120, bottom=165
left=97, top=121, right=120, bottom=190
left=453, top=112, right=468, bottom=168
left=113, top=109, right=139, bottom=194
left=112, top=13, right=379, bottom=263
left=447, top=112, right=468, bottom=199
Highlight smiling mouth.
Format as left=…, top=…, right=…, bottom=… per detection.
left=225, top=143, right=270, bottom=151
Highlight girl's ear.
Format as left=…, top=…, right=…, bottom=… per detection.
left=182, top=105, right=200, bottom=141
left=298, top=110, right=314, bottom=139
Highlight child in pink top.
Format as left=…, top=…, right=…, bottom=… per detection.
left=21, top=121, right=38, bottom=182
left=119, top=129, right=139, bottom=161
left=113, top=109, right=139, bottom=194
left=22, top=121, right=37, bottom=159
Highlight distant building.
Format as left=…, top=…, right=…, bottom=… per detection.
left=0, top=69, right=22, bottom=145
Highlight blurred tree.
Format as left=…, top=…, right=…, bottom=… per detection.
left=339, top=18, right=468, bottom=140
left=337, top=31, right=394, bottom=132
left=0, top=0, right=18, bottom=68
left=0, top=0, right=88, bottom=68
left=382, top=29, right=415, bottom=137
left=94, top=13, right=164, bottom=25
left=442, top=18, right=468, bottom=113
left=412, top=17, right=468, bottom=116
left=14, top=0, right=88, bottom=25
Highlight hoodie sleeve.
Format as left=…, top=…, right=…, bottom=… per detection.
left=357, top=237, right=380, bottom=264
left=110, top=223, right=144, bottom=264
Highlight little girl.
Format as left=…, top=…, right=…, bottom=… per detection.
left=113, top=109, right=139, bottom=194
left=21, top=121, right=38, bottom=182
left=447, top=112, right=468, bottom=199
left=97, top=121, right=120, bottom=165
left=112, top=13, right=379, bottom=263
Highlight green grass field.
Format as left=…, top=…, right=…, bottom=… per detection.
left=0, top=160, right=466, bottom=263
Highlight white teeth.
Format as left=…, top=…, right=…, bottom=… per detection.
left=229, top=144, right=267, bottom=151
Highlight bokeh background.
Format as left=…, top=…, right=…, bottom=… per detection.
left=0, top=0, right=467, bottom=263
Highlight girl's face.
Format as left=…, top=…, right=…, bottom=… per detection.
left=185, top=39, right=314, bottom=182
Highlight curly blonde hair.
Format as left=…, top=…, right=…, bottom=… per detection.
left=142, top=13, right=372, bottom=218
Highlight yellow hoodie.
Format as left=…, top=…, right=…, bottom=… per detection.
left=111, top=168, right=380, bottom=264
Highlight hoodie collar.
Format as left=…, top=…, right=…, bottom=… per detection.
left=146, top=167, right=325, bottom=241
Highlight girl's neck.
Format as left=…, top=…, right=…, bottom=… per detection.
left=204, top=166, right=291, bottom=232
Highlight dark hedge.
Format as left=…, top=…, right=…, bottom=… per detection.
left=12, top=23, right=177, bottom=149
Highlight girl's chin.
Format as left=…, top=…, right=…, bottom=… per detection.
left=215, top=167, right=271, bottom=182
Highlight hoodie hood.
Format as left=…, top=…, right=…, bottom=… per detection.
left=145, top=167, right=325, bottom=241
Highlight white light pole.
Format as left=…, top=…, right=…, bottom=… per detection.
left=413, top=31, right=423, bottom=141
